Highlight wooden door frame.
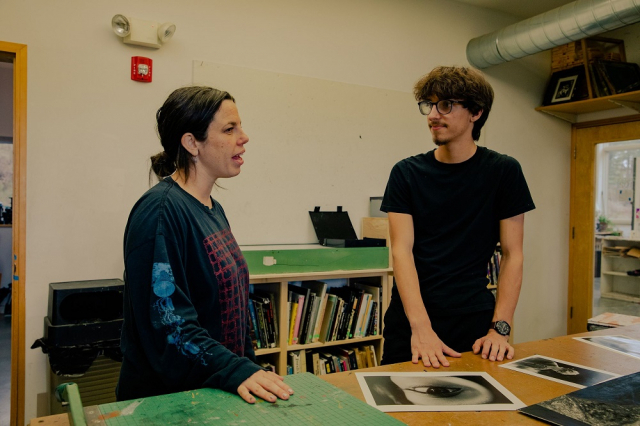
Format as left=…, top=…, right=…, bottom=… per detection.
left=568, top=114, right=640, bottom=335
left=0, top=41, right=27, bottom=426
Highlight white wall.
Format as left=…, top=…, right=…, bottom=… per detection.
left=0, top=0, right=573, bottom=420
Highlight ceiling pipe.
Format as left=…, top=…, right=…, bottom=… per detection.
left=467, top=0, right=640, bottom=69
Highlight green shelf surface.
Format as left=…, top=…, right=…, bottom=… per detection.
left=242, top=246, right=389, bottom=275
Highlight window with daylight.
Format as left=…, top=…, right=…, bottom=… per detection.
left=595, top=140, right=640, bottom=228
left=0, top=140, right=11, bottom=224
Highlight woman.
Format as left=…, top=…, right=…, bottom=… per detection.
left=116, top=86, right=293, bottom=404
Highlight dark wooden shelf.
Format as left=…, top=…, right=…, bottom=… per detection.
left=536, top=89, right=640, bottom=122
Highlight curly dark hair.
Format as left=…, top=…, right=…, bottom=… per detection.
left=414, top=66, right=494, bottom=141
left=150, top=86, right=235, bottom=183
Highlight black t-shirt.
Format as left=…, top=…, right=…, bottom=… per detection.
left=381, top=146, right=535, bottom=316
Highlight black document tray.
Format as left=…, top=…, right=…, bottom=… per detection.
left=309, top=206, right=385, bottom=248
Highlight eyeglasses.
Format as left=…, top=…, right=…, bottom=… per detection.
left=418, top=99, right=465, bottom=116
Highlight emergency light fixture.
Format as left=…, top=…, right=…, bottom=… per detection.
left=111, top=14, right=176, bottom=49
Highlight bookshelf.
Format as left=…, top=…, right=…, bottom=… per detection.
left=249, top=268, right=390, bottom=375
left=600, top=237, right=640, bottom=303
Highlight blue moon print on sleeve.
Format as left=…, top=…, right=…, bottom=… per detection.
left=152, top=262, right=210, bottom=365
left=152, top=263, right=176, bottom=297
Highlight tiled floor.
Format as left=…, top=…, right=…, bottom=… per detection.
left=0, top=314, right=11, bottom=426
left=593, top=277, right=640, bottom=317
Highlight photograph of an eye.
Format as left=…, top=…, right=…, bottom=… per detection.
left=356, top=372, right=524, bottom=412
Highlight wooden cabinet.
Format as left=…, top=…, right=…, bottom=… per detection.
left=600, top=237, right=640, bottom=303
left=250, top=268, right=390, bottom=375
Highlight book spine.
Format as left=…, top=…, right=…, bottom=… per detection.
left=255, top=301, right=269, bottom=348
left=312, top=294, right=328, bottom=343
left=264, top=300, right=276, bottom=348
left=345, top=294, right=358, bottom=339
left=369, top=302, right=378, bottom=336
left=350, top=292, right=364, bottom=338
left=300, top=349, right=307, bottom=373
left=268, top=292, right=279, bottom=346
left=319, top=353, right=334, bottom=373
left=292, top=295, right=304, bottom=344
left=319, top=295, right=336, bottom=342
left=248, top=299, right=262, bottom=349
left=360, top=296, right=372, bottom=338
left=288, top=350, right=300, bottom=374
left=354, top=347, right=363, bottom=369
left=300, top=294, right=316, bottom=344
left=354, top=294, right=369, bottom=338
left=332, top=355, right=341, bottom=372
left=306, top=295, right=320, bottom=344
left=368, top=344, right=378, bottom=367
left=363, top=346, right=372, bottom=368
left=331, top=299, right=344, bottom=341
left=336, top=297, right=347, bottom=341
left=328, top=299, right=338, bottom=342
left=288, top=301, right=298, bottom=345
left=348, top=351, right=358, bottom=370
left=296, top=290, right=311, bottom=345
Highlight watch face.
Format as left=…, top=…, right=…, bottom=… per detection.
left=494, top=321, right=511, bottom=336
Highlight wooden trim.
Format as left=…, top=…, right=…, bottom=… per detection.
left=568, top=128, right=577, bottom=334
left=0, top=40, right=27, bottom=426
left=574, top=113, right=640, bottom=129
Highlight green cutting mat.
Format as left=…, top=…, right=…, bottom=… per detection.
left=96, top=373, right=404, bottom=425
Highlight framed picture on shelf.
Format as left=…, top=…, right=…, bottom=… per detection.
left=551, top=75, right=578, bottom=103
left=542, top=66, right=589, bottom=106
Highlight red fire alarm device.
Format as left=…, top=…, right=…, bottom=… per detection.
left=131, top=56, right=152, bottom=82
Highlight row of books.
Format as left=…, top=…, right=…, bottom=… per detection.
left=287, top=345, right=378, bottom=376
left=248, top=291, right=279, bottom=350
left=287, top=281, right=380, bottom=346
left=589, top=60, right=640, bottom=98
left=487, top=245, right=502, bottom=286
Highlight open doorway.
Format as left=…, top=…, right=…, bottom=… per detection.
left=568, top=117, right=640, bottom=335
left=593, top=140, right=640, bottom=317
left=0, top=54, right=13, bottom=426
left=0, top=40, right=26, bottom=426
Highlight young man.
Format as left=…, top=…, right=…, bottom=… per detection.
left=380, top=66, right=535, bottom=368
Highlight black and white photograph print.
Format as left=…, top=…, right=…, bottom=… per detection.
left=519, top=371, right=640, bottom=426
left=574, top=335, right=640, bottom=360
left=355, top=372, right=524, bottom=412
left=500, top=355, right=620, bottom=388
left=551, top=75, right=578, bottom=103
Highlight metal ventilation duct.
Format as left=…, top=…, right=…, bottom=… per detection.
left=467, top=0, right=640, bottom=69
